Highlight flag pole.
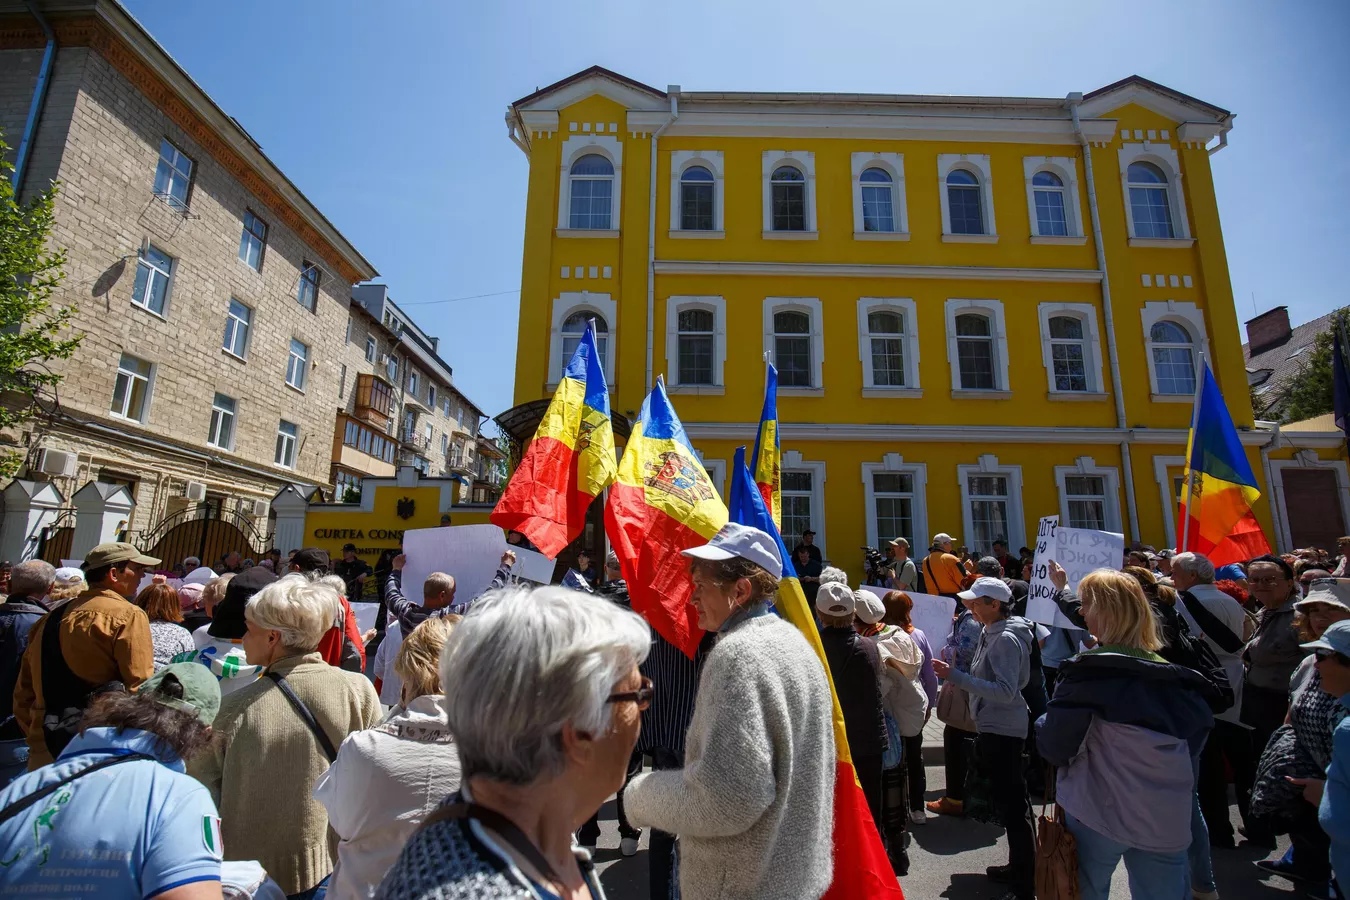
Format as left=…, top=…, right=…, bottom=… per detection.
left=1180, top=350, right=1205, bottom=553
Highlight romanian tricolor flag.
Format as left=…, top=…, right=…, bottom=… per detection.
left=751, top=362, right=782, bottom=529
left=605, top=377, right=727, bottom=658
left=728, top=447, right=903, bottom=899
left=491, top=322, right=615, bottom=559
left=1177, top=361, right=1271, bottom=565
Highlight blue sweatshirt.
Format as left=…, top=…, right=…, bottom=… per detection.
left=1321, top=695, right=1350, bottom=885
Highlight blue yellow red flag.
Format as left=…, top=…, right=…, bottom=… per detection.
left=728, top=448, right=904, bottom=900
left=751, top=363, right=782, bottom=529
left=490, top=322, right=615, bottom=558
left=1178, top=361, right=1270, bottom=565
left=604, top=377, right=728, bottom=658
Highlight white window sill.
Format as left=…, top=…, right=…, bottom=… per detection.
left=668, top=229, right=724, bottom=240
left=666, top=384, right=726, bottom=395
left=862, top=387, right=923, bottom=399
left=130, top=301, right=169, bottom=321
left=942, top=233, right=999, bottom=244
left=286, top=383, right=306, bottom=395
left=108, top=412, right=146, bottom=425
left=762, top=230, right=818, bottom=241
left=854, top=231, right=911, bottom=241
left=1047, top=390, right=1109, bottom=401
left=779, top=387, right=824, bottom=396
left=1030, top=235, right=1088, bottom=246
left=206, top=443, right=233, bottom=453
left=1129, top=237, right=1195, bottom=248
left=555, top=228, right=619, bottom=239
left=237, top=257, right=264, bottom=275
left=950, top=389, right=1013, bottom=400
left=222, top=349, right=247, bottom=363
left=1151, top=392, right=1193, bottom=403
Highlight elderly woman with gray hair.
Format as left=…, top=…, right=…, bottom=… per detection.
left=378, top=585, right=651, bottom=900
left=193, top=574, right=381, bottom=900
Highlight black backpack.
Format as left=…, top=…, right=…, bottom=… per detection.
left=40, top=602, right=126, bottom=756
left=1168, top=609, right=1236, bottom=714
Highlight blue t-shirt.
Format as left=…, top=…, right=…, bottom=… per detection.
left=0, top=727, right=221, bottom=899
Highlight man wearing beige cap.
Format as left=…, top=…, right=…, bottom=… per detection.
left=12, top=542, right=158, bottom=768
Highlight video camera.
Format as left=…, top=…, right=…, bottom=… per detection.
left=861, top=546, right=889, bottom=586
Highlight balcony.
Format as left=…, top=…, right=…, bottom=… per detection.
left=399, top=427, right=431, bottom=451
left=354, top=374, right=395, bottom=430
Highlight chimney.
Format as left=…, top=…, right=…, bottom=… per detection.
left=430, top=336, right=440, bottom=353
left=1245, top=306, right=1292, bottom=353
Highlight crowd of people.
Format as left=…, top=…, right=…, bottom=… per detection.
left=0, top=528, right=1348, bottom=900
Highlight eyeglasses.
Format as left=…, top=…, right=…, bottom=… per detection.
left=1247, top=577, right=1286, bottom=587
left=606, top=676, right=654, bottom=711
left=1316, top=650, right=1350, bottom=665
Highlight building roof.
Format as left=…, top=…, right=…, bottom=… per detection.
left=1284, top=413, right=1339, bottom=433
left=512, top=65, right=666, bottom=108
left=1083, top=74, right=1232, bottom=119
left=1244, top=309, right=1335, bottom=416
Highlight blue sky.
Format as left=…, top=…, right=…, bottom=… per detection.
left=121, top=0, right=1350, bottom=423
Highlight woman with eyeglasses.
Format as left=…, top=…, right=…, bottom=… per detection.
left=378, top=585, right=650, bottom=900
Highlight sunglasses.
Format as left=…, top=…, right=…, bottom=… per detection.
left=606, top=676, right=654, bottom=711
left=1316, top=650, right=1350, bottom=665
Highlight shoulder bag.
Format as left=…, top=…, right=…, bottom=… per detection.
left=935, top=612, right=976, bottom=732
left=1035, top=766, right=1080, bottom=900
left=265, top=672, right=338, bottom=762
left=0, top=752, right=153, bottom=825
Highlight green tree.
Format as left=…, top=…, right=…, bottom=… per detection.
left=1263, top=307, right=1349, bottom=424
left=0, top=135, right=82, bottom=477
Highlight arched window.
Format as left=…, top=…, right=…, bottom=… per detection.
left=860, top=167, right=895, bottom=232
left=955, top=313, right=995, bottom=389
left=1127, top=162, right=1174, bottom=239
left=946, top=169, right=985, bottom=235
left=568, top=154, right=614, bottom=230
left=771, top=165, right=806, bottom=231
left=680, top=166, right=714, bottom=231
left=1048, top=315, right=1088, bottom=391
left=677, top=308, right=715, bottom=385
left=560, top=312, right=607, bottom=377
left=1149, top=320, right=1195, bottom=395
left=774, top=310, right=812, bottom=386
left=1032, top=171, right=1068, bottom=237
left=866, top=311, right=905, bottom=386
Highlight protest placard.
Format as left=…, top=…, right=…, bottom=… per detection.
left=512, top=547, right=556, bottom=584
left=1027, top=515, right=1074, bottom=628
left=402, top=524, right=508, bottom=607
left=1025, top=515, right=1125, bottom=628
left=859, top=585, right=956, bottom=646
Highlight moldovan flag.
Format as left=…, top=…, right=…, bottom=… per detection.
left=605, top=377, right=727, bottom=658
left=1177, top=361, right=1271, bottom=565
left=491, top=322, right=615, bottom=558
left=751, top=363, right=782, bottom=529
left=728, top=447, right=904, bottom=899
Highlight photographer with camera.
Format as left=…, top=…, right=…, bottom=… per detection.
left=889, top=538, right=919, bottom=591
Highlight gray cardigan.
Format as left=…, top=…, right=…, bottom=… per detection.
left=947, top=616, right=1033, bottom=738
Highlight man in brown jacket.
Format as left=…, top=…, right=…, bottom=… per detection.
left=12, top=541, right=157, bottom=768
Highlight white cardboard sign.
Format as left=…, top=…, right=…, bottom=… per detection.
left=1026, top=516, right=1125, bottom=628
left=401, top=525, right=508, bottom=608
left=859, top=585, right=957, bottom=648
left=511, top=547, right=556, bottom=585
left=350, top=601, right=381, bottom=636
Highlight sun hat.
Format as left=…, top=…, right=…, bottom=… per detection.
left=681, top=522, right=783, bottom=579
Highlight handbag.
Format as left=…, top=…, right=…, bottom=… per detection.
left=1035, top=767, right=1080, bottom=900
left=936, top=680, right=975, bottom=732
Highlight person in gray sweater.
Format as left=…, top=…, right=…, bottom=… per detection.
left=624, top=523, right=837, bottom=900
left=934, top=576, right=1035, bottom=900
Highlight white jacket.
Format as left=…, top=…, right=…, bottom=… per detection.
left=875, top=625, right=929, bottom=737
left=312, top=695, right=461, bottom=900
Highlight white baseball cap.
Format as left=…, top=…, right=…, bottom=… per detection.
left=933, top=533, right=954, bottom=545
left=682, top=522, right=783, bottom=579
left=855, top=591, right=886, bottom=624
left=958, top=576, right=1013, bottom=604
left=816, top=581, right=856, bottom=617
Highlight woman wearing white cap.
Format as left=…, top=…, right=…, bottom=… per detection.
left=623, top=522, right=837, bottom=900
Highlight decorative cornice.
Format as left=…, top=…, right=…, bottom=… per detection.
left=0, top=14, right=372, bottom=284
left=654, top=259, right=1104, bottom=283
left=680, top=421, right=1290, bottom=447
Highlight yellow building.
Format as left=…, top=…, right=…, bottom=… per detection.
left=500, top=67, right=1347, bottom=573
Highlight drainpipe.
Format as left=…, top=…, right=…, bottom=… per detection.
left=645, top=88, right=679, bottom=390
left=12, top=0, right=56, bottom=194
left=1259, top=421, right=1284, bottom=551
left=1068, top=92, right=1141, bottom=542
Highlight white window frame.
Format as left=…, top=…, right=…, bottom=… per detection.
left=275, top=420, right=298, bottom=469
left=110, top=353, right=153, bottom=422
left=857, top=298, right=920, bottom=395
left=957, top=454, right=1025, bottom=553
left=851, top=152, right=908, bottom=239
left=208, top=393, right=237, bottom=450
left=428, top=384, right=437, bottom=409
left=665, top=295, right=726, bottom=392
left=1054, top=456, right=1122, bottom=532
left=1037, top=302, right=1105, bottom=397
left=153, top=139, right=194, bottom=210
left=862, top=453, right=929, bottom=553
left=945, top=298, right=1010, bottom=396
left=557, top=136, right=623, bottom=234
left=691, top=449, right=727, bottom=501
left=761, top=151, right=817, bottom=237
left=1023, top=157, right=1085, bottom=241
left=780, top=450, right=827, bottom=553
left=1141, top=301, right=1209, bottom=402
left=221, top=298, right=252, bottom=360
left=238, top=209, right=268, bottom=271
left=548, top=292, right=617, bottom=389
left=763, top=297, right=824, bottom=392
left=364, top=335, right=376, bottom=363
left=286, top=339, right=309, bottom=392
left=1118, top=143, right=1192, bottom=245
left=937, top=153, right=997, bottom=242
left=132, top=244, right=174, bottom=317
left=297, top=261, right=321, bottom=312
left=669, top=151, right=725, bottom=235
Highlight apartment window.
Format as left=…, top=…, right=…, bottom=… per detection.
left=680, top=166, right=715, bottom=231
left=1032, top=171, right=1068, bottom=237
left=428, top=384, right=437, bottom=408
left=560, top=312, right=607, bottom=378
left=441, top=433, right=449, bottom=455
left=338, top=364, right=347, bottom=400
left=153, top=139, right=194, bottom=210
left=297, top=261, right=321, bottom=312
left=222, top=299, right=251, bottom=358
left=1064, top=475, right=1107, bottom=530
left=872, top=471, right=915, bottom=551
left=860, top=168, right=895, bottom=232
left=1149, top=321, right=1196, bottom=395
left=781, top=471, right=814, bottom=544
left=387, top=356, right=399, bottom=382
left=238, top=210, right=268, bottom=270
left=335, top=470, right=363, bottom=501
left=770, top=166, right=806, bottom=232
left=1048, top=316, right=1088, bottom=392
left=442, top=396, right=452, bottom=417
left=423, top=422, right=434, bottom=449
left=858, top=299, right=919, bottom=391
left=568, top=154, right=614, bottom=230
left=132, top=245, right=173, bottom=316
left=946, top=169, right=985, bottom=235
left=967, top=474, right=1010, bottom=553
left=408, top=371, right=418, bottom=396
left=866, top=311, right=906, bottom=387
left=365, top=335, right=377, bottom=363
left=345, top=319, right=353, bottom=344
left=208, top=393, right=236, bottom=449
left=1127, top=163, right=1174, bottom=239
left=677, top=308, right=715, bottom=386
left=457, top=405, right=466, bottom=428
left=275, top=420, right=298, bottom=468
left=551, top=293, right=618, bottom=387
left=955, top=313, right=995, bottom=390
left=286, top=339, right=309, bottom=391
left=774, top=311, right=812, bottom=388
left=110, top=354, right=152, bottom=421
